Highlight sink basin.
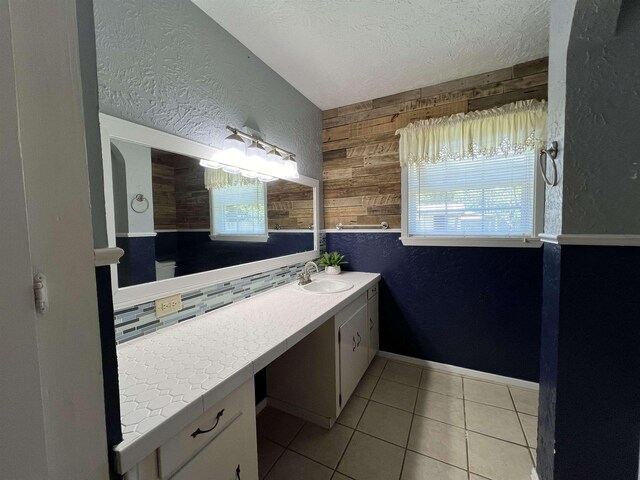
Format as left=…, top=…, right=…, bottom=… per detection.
left=299, top=278, right=353, bottom=294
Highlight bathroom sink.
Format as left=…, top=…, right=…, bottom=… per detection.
left=299, top=279, right=353, bottom=294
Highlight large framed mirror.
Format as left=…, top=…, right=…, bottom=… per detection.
left=100, top=114, right=320, bottom=308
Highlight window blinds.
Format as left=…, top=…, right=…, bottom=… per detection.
left=407, top=151, right=536, bottom=237
left=211, top=182, right=266, bottom=236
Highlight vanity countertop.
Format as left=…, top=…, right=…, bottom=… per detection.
left=113, top=271, right=380, bottom=473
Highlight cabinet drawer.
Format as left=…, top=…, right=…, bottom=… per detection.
left=158, top=380, right=254, bottom=479
left=367, top=284, right=378, bottom=300
left=169, top=411, right=252, bottom=480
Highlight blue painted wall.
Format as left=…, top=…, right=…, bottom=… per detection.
left=326, top=232, right=543, bottom=381
left=156, top=231, right=314, bottom=277
left=539, top=244, right=640, bottom=480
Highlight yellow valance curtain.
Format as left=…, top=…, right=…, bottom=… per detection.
left=395, top=99, right=548, bottom=166
left=204, top=169, right=259, bottom=190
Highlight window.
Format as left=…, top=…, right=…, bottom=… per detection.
left=407, top=151, right=536, bottom=237
left=397, top=100, right=546, bottom=247
left=209, top=180, right=268, bottom=242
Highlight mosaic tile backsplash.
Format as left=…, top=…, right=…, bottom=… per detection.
left=114, top=233, right=326, bottom=344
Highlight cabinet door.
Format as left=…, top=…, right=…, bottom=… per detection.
left=339, top=302, right=368, bottom=404
left=367, top=290, right=379, bottom=363
left=170, top=413, right=257, bottom=480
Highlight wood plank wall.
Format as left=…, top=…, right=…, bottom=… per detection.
left=267, top=180, right=314, bottom=230
left=322, top=58, right=549, bottom=229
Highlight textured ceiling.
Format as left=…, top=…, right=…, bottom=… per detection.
left=192, top=0, right=550, bottom=110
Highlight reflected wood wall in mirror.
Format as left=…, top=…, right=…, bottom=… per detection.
left=111, top=139, right=315, bottom=288
left=100, top=113, right=320, bottom=308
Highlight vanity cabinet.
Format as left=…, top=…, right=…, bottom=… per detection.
left=123, top=379, right=257, bottom=480
left=266, top=281, right=380, bottom=427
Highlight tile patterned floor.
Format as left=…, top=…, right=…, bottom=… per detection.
left=257, top=357, right=539, bottom=480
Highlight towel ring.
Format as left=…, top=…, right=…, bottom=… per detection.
left=130, top=194, right=149, bottom=214
left=539, top=142, right=559, bottom=187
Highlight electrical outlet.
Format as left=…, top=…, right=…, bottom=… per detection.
left=155, top=294, right=182, bottom=318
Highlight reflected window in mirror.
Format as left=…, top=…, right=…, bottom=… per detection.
left=109, top=138, right=315, bottom=289
left=206, top=170, right=268, bottom=242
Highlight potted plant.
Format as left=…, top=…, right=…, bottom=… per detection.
left=318, top=251, right=348, bottom=275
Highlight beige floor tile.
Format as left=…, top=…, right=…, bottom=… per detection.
left=470, top=475, right=491, bottom=480
left=337, top=395, right=368, bottom=428
left=468, top=431, right=533, bottom=480
left=531, top=448, right=537, bottom=466
left=337, top=431, right=405, bottom=480
left=519, top=413, right=538, bottom=448
left=357, top=401, right=413, bottom=447
left=371, top=378, right=418, bottom=412
left=401, top=450, right=467, bottom=480
left=510, top=387, right=539, bottom=415
left=258, top=436, right=285, bottom=479
left=257, top=407, right=305, bottom=446
left=366, top=356, right=387, bottom=377
left=331, top=473, right=353, bottom=480
left=463, top=378, right=514, bottom=410
left=465, top=401, right=527, bottom=445
left=407, top=416, right=467, bottom=469
left=265, top=450, right=333, bottom=480
left=353, top=374, right=378, bottom=399
left=381, top=361, right=422, bottom=387
left=289, top=422, right=354, bottom=469
left=420, top=370, right=463, bottom=398
left=414, top=389, right=465, bottom=427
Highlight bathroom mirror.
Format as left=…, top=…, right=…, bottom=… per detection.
left=100, top=114, right=319, bottom=308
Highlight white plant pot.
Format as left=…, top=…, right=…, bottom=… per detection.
left=325, top=265, right=341, bottom=275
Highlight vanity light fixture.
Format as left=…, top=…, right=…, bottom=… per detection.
left=199, top=126, right=299, bottom=181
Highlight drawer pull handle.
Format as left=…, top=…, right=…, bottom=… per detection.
left=191, top=409, right=224, bottom=438
left=236, top=464, right=241, bottom=479
left=356, top=332, right=362, bottom=346
left=352, top=336, right=356, bottom=351
left=369, top=318, right=373, bottom=329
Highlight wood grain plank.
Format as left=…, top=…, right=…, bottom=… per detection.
left=372, top=89, right=421, bottom=109
left=502, top=72, right=548, bottom=93
left=467, top=84, right=547, bottom=111
left=513, top=57, right=549, bottom=78
left=337, top=100, right=373, bottom=117
left=420, top=68, right=512, bottom=97
left=322, top=149, right=347, bottom=161
left=347, top=141, right=398, bottom=158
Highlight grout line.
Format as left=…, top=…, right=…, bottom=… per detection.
left=399, top=367, right=423, bottom=479
left=463, top=375, right=471, bottom=478
left=508, top=387, right=537, bottom=468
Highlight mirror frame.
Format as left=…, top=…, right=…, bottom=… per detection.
left=99, top=114, right=320, bottom=309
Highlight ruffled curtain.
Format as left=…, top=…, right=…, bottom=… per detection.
left=204, top=169, right=259, bottom=190
left=395, top=99, right=547, bottom=166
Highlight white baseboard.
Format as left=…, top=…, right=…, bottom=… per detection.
left=377, top=351, right=539, bottom=391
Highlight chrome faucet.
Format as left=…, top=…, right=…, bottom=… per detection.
left=298, top=261, right=319, bottom=285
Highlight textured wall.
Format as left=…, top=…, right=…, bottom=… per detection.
left=542, top=0, right=577, bottom=235
left=327, top=233, right=543, bottom=381
left=93, top=0, right=322, bottom=181
left=562, top=0, right=640, bottom=234
left=322, top=60, right=548, bottom=228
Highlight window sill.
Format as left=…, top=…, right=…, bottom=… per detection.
left=209, top=234, right=269, bottom=243
left=399, top=236, right=542, bottom=248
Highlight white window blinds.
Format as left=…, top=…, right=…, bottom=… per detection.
left=407, top=150, right=536, bottom=237
left=210, top=181, right=266, bottom=237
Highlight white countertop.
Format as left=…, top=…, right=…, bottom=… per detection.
left=113, top=271, right=380, bottom=473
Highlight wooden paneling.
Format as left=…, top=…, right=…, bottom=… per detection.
left=267, top=180, right=314, bottom=229
left=322, top=59, right=549, bottom=228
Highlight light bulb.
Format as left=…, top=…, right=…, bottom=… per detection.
left=282, top=154, right=299, bottom=178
